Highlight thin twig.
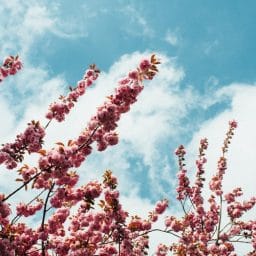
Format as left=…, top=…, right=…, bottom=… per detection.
left=41, top=182, right=55, bottom=256
left=11, top=188, right=47, bottom=224
left=215, top=194, right=223, bottom=245
left=2, top=171, right=42, bottom=202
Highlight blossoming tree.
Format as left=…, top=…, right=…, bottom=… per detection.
left=0, top=54, right=255, bottom=255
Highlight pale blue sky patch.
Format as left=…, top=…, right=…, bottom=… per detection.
left=165, top=29, right=179, bottom=46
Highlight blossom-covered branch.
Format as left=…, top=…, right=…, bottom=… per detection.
left=46, top=64, right=100, bottom=122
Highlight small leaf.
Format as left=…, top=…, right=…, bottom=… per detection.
left=38, top=149, right=46, bottom=156
left=56, top=142, right=64, bottom=146
left=151, top=54, right=156, bottom=63
left=68, top=140, right=74, bottom=146
left=98, top=200, right=105, bottom=208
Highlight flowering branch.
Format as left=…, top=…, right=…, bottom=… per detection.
left=41, top=182, right=55, bottom=256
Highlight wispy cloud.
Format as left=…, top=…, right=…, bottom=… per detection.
left=204, top=39, right=219, bottom=55
left=187, top=83, right=256, bottom=198
left=165, top=29, right=179, bottom=46
left=120, top=5, right=154, bottom=38
left=0, top=1, right=88, bottom=59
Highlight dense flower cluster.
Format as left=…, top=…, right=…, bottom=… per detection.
left=16, top=200, right=43, bottom=217
left=0, top=55, right=22, bottom=83
left=0, top=169, right=169, bottom=256
left=0, top=120, right=45, bottom=169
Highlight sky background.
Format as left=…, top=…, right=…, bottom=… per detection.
left=0, top=0, right=256, bottom=254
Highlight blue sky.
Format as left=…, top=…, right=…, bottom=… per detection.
left=1, top=0, right=256, bottom=253
left=31, top=0, right=256, bottom=85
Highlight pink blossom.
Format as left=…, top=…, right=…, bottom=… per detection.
left=139, top=59, right=151, bottom=71
left=0, top=55, right=22, bottom=84
left=155, top=199, right=168, bottom=214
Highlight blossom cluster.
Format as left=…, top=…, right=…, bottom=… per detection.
left=0, top=55, right=22, bottom=83
left=0, top=169, right=168, bottom=256
left=0, top=120, right=45, bottom=169
left=46, top=64, right=100, bottom=122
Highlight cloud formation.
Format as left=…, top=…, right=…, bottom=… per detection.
left=165, top=29, right=179, bottom=46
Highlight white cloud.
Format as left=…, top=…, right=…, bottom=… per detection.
left=0, top=96, right=16, bottom=139
left=165, top=30, right=179, bottom=46
left=204, top=39, right=219, bottom=55
left=1, top=2, right=50, bottom=57
left=0, top=1, right=88, bottom=59
left=23, top=5, right=55, bottom=33
left=206, top=75, right=219, bottom=88
left=187, top=84, right=256, bottom=199
left=120, top=5, right=154, bottom=38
